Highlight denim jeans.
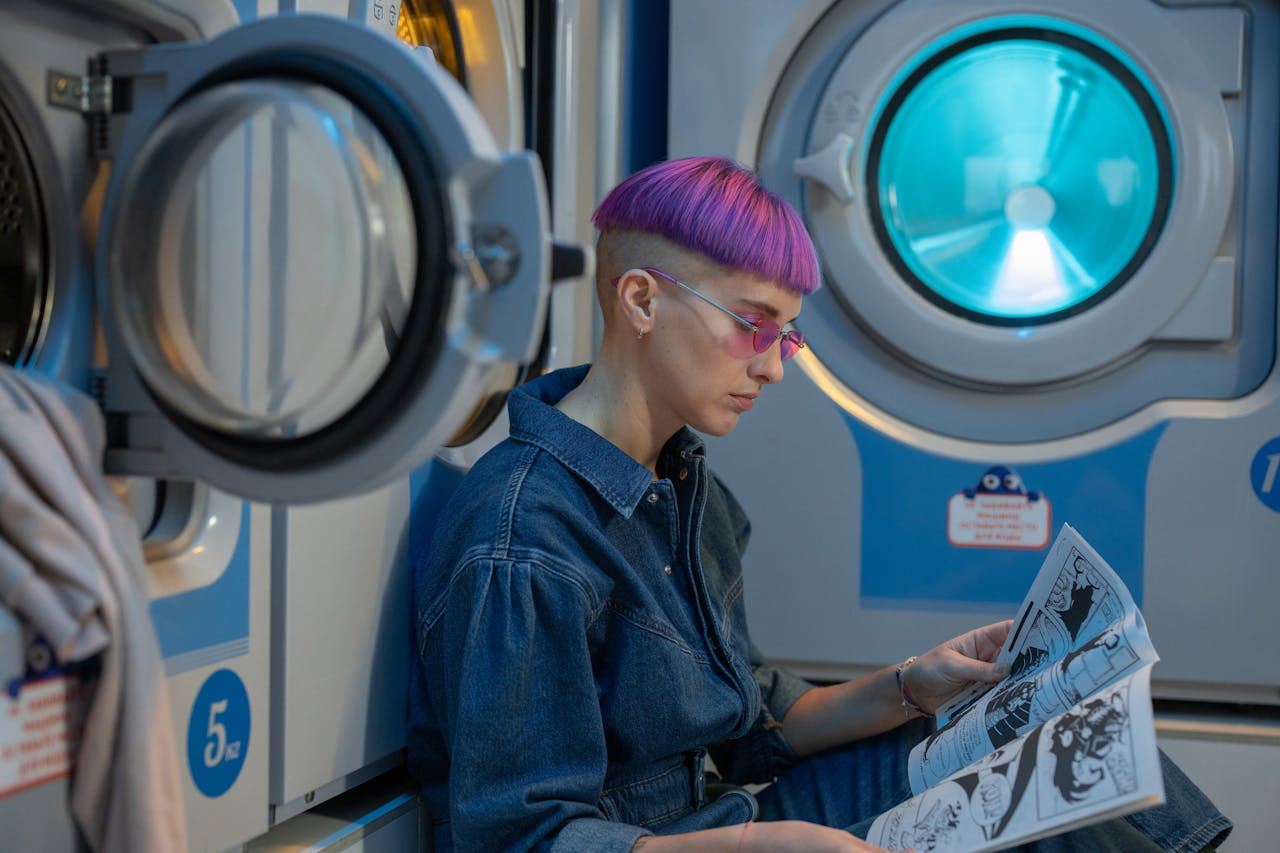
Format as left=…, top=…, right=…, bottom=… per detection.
left=748, top=717, right=1232, bottom=852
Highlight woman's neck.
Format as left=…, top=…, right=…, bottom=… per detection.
left=555, top=361, right=675, bottom=475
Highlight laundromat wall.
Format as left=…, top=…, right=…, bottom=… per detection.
left=668, top=0, right=1279, bottom=847
left=0, top=0, right=617, bottom=850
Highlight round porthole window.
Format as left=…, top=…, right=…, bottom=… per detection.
left=867, top=28, right=1173, bottom=325
left=109, top=79, right=418, bottom=438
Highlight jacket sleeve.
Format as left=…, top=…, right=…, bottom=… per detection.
left=417, top=555, right=648, bottom=852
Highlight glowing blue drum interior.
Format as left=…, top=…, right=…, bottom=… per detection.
left=869, top=29, right=1172, bottom=323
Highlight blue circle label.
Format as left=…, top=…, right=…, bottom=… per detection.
left=187, top=669, right=251, bottom=798
left=1250, top=436, right=1280, bottom=513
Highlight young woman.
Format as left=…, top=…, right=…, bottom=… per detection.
left=407, top=157, right=1231, bottom=852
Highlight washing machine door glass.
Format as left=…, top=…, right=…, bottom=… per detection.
left=111, top=80, right=414, bottom=437
left=869, top=30, right=1172, bottom=324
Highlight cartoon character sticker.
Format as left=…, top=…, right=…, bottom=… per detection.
left=948, top=465, right=1051, bottom=550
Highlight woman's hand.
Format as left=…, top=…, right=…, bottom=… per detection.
left=632, top=820, right=911, bottom=852
left=902, top=620, right=1014, bottom=715
left=780, top=620, right=1014, bottom=757
left=738, top=821, right=910, bottom=852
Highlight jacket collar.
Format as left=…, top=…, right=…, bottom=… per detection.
left=507, top=365, right=705, bottom=518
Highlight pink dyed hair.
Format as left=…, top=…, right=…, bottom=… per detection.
left=592, top=157, right=821, bottom=295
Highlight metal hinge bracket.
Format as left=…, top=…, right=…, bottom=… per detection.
left=47, top=69, right=113, bottom=115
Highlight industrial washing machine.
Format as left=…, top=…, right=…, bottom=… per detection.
left=0, top=0, right=610, bottom=849
left=669, top=0, right=1279, bottom=847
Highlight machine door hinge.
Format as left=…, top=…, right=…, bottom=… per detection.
left=47, top=68, right=113, bottom=115
left=47, top=62, right=125, bottom=159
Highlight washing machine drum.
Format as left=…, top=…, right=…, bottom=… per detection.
left=88, top=14, right=551, bottom=502
left=0, top=98, right=47, bottom=367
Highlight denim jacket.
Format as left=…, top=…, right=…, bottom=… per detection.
left=408, top=365, right=814, bottom=851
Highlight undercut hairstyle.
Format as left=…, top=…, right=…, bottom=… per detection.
left=592, top=157, right=821, bottom=296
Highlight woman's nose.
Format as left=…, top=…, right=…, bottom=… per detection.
left=750, top=343, right=785, bottom=384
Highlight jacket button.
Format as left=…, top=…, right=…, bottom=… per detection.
left=647, top=492, right=659, bottom=503
left=663, top=565, right=673, bottom=575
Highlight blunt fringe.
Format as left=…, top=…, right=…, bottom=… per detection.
left=592, top=157, right=821, bottom=295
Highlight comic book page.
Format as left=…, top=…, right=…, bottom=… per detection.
left=908, top=617, right=1156, bottom=791
left=926, top=523, right=1157, bottom=763
left=867, top=667, right=1165, bottom=853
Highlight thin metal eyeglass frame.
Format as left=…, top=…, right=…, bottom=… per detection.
left=640, top=267, right=806, bottom=359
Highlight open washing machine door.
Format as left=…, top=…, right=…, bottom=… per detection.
left=72, top=13, right=551, bottom=503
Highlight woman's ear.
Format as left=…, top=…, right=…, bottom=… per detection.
left=615, top=268, right=657, bottom=334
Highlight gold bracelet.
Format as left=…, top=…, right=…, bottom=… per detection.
left=895, top=655, right=930, bottom=717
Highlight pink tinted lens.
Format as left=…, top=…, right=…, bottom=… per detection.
left=753, top=320, right=806, bottom=361
left=751, top=318, right=781, bottom=354
left=779, top=330, right=805, bottom=361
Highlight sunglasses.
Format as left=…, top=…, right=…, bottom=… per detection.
left=615, top=267, right=806, bottom=361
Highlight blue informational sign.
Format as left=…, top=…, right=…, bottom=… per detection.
left=1250, top=436, right=1280, bottom=513
left=187, top=669, right=251, bottom=798
left=842, top=413, right=1165, bottom=610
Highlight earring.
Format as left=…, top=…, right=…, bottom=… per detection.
left=636, top=328, right=646, bottom=340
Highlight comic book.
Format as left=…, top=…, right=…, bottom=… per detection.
left=865, top=524, right=1166, bottom=853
